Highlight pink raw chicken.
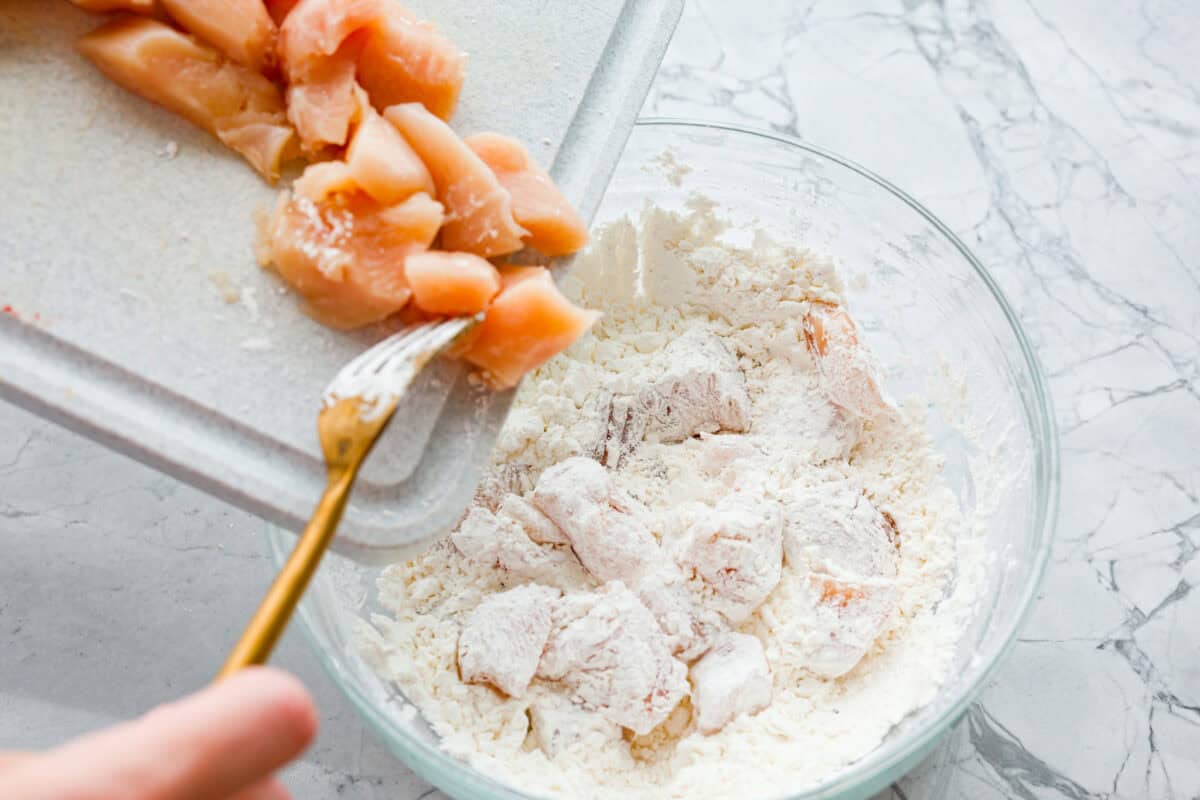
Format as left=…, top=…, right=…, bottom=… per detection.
left=357, top=3, right=465, bottom=121
left=70, top=0, right=158, bottom=12
left=159, top=0, right=277, bottom=72
left=278, top=0, right=378, bottom=152
left=802, top=301, right=895, bottom=421
left=343, top=106, right=434, bottom=203
left=264, top=0, right=299, bottom=24
left=538, top=582, right=690, bottom=736
left=466, top=133, right=588, bottom=257
left=532, top=456, right=658, bottom=584
left=458, top=584, right=559, bottom=698
left=384, top=103, right=529, bottom=258
left=289, top=99, right=430, bottom=202
left=404, top=252, right=501, bottom=316
left=458, top=267, right=599, bottom=390
left=278, top=0, right=464, bottom=152
left=76, top=17, right=296, bottom=181
left=260, top=189, right=443, bottom=329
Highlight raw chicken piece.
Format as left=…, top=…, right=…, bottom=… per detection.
left=538, top=582, right=689, bottom=736
left=678, top=492, right=784, bottom=624
left=290, top=103, right=430, bottom=204
left=782, top=484, right=898, bottom=582
left=343, top=106, right=434, bottom=203
left=587, top=329, right=750, bottom=463
left=802, top=301, right=894, bottom=421
left=404, top=252, right=501, bottom=315
left=532, top=457, right=658, bottom=584
left=459, top=267, right=599, bottom=390
left=260, top=189, right=442, bottom=329
left=777, top=483, right=900, bottom=677
left=383, top=103, right=529, bottom=257
left=450, top=505, right=585, bottom=589
left=642, top=327, right=751, bottom=443
left=358, top=3, right=465, bottom=121
left=497, top=494, right=567, bottom=546
left=70, top=0, right=157, bottom=12
left=636, top=565, right=724, bottom=662
left=76, top=17, right=296, bottom=181
left=750, top=368, right=862, bottom=464
left=458, top=584, right=558, bottom=697
left=285, top=49, right=362, bottom=153
left=588, top=391, right=647, bottom=469
left=290, top=159, right=354, bottom=200
left=471, top=463, right=534, bottom=511
left=689, top=632, right=772, bottom=734
left=465, top=133, right=588, bottom=257
left=527, top=687, right=622, bottom=758
left=278, top=0, right=378, bottom=152
left=264, top=0, right=298, bottom=24
left=160, top=0, right=277, bottom=72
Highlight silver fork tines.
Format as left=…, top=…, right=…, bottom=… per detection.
left=324, top=317, right=478, bottom=420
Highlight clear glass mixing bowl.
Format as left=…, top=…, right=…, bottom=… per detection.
left=266, top=120, right=1059, bottom=800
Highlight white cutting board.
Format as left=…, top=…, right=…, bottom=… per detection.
left=0, top=0, right=682, bottom=560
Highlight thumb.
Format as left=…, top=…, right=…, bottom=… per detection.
left=1, top=667, right=317, bottom=800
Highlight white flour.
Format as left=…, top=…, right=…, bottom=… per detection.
left=358, top=199, right=987, bottom=799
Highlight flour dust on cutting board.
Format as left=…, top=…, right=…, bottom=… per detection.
left=355, top=196, right=988, bottom=799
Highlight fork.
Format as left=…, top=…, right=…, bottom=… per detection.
left=216, top=317, right=477, bottom=679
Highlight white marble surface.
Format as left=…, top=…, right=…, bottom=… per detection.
left=2, top=1, right=1197, bottom=798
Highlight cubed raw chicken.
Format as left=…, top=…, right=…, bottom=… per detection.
left=343, top=105, right=434, bottom=203
left=642, top=328, right=751, bottom=443
left=466, top=133, right=589, bottom=257
left=75, top=17, right=296, bottom=181
left=160, top=0, right=277, bottom=72
left=527, top=687, right=622, bottom=758
left=264, top=0, right=299, bottom=24
left=532, top=457, right=658, bottom=584
left=70, top=0, right=157, bottom=13
left=689, top=632, right=772, bottom=734
left=450, top=505, right=586, bottom=589
left=471, top=463, right=534, bottom=511
left=777, top=483, right=900, bottom=677
left=783, top=484, right=898, bottom=582
left=383, top=103, right=529, bottom=257
left=538, top=582, right=689, bottom=736
left=588, top=391, right=648, bottom=469
left=458, top=584, right=559, bottom=697
left=357, top=3, right=465, bottom=120
left=802, top=301, right=895, bottom=421
left=458, top=267, right=599, bottom=390
left=677, top=493, right=784, bottom=624
left=288, top=102, right=432, bottom=204
left=278, top=0, right=378, bottom=152
left=497, top=494, right=567, bottom=546
left=404, top=251, right=501, bottom=315
left=636, top=565, right=725, bottom=662
left=259, top=190, right=442, bottom=329
left=750, top=368, right=862, bottom=464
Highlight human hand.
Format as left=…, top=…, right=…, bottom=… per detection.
left=0, top=667, right=317, bottom=800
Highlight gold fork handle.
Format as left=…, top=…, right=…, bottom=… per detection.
left=215, top=467, right=357, bottom=680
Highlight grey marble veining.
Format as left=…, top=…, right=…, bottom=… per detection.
left=2, top=1, right=1197, bottom=798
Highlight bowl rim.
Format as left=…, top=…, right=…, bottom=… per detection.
left=280, top=117, right=1061, bottom=799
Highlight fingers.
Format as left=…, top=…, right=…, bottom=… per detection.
left=228, top=776, right=292, bottom=800
left=0, top=752, right=32, bottom=770
left=0, top=667, right=316, bottom=800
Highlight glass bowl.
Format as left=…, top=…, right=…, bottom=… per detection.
left=266, top=120, right=1059, bottom=800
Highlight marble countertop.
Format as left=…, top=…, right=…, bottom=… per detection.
left=2, top=1, right=1196, bottom=798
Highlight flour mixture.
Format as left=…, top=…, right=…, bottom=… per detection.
left=357, top=198, right=986, bottom=799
